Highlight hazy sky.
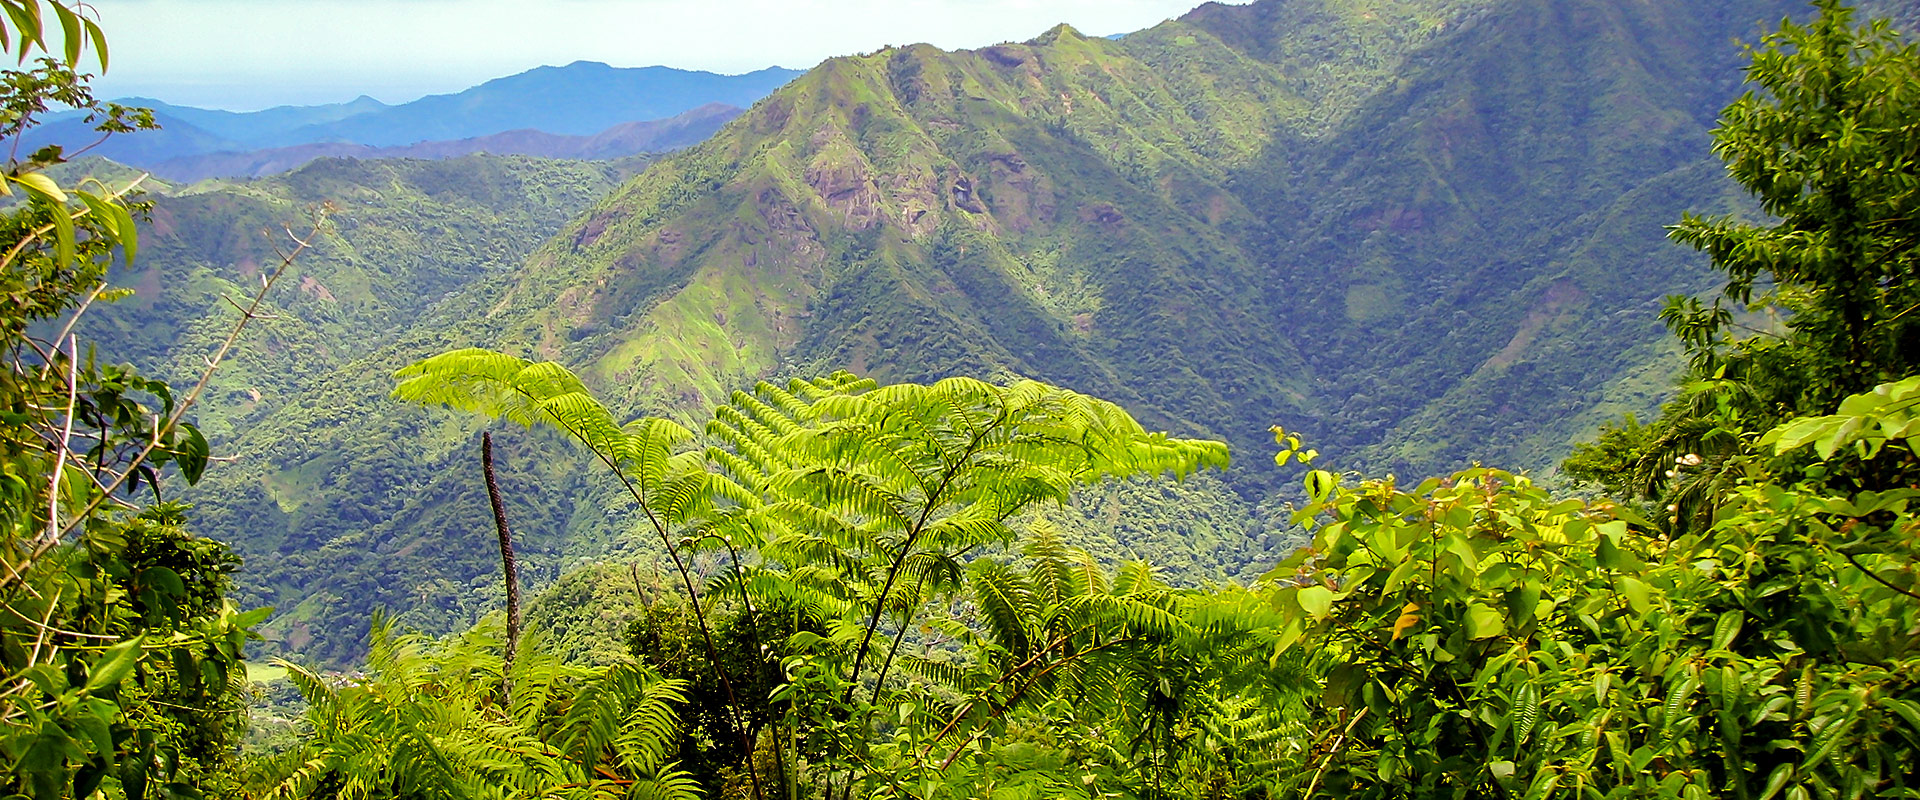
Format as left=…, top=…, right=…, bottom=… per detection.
left=88, top=0, right=1213, bottom=110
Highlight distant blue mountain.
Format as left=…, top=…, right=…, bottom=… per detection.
left=129, top=95, right=392, bottom=147
left=288, top=62, right=802, bottom=146
left=20, top=62, right=801, bottom=171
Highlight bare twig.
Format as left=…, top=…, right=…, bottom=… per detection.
left=1302, top=707, right=1368, bottom=799
left=39, top=282, right=105, bottom=379
left=42, top=335, right=77, bottom=543
left=1, top=210, right=328, bottom=592
left=1839, top=549, right=1920, bottom=601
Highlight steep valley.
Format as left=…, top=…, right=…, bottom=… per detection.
left=89, top=0, right=1819, bottom=661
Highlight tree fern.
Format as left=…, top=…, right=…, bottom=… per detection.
left=267, top=619, right=698, bottom=800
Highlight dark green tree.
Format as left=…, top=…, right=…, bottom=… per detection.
left=1568, top=0, right=1920, bottom=513
left=1667, top=0, right=1920, bottom=408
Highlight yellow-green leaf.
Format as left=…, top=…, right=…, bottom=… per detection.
left=1617, top=576, right=1651, bottom=614
left=13, top=171, right=66, bottom=203
left=1296, top=585, right=1334, bottom=619
left=1466, top=602, right=1504, bottom=639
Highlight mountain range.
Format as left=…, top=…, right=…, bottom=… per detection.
left=28, top=62, right=801, bottom=180
left=142, top=104, right=744, bottom=183
left=73, top=0, right=1841, bottom=662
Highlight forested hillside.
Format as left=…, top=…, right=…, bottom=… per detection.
left=4, top=0, right=1919, bottom=798
left=95, top=0, right=1823, bottom=660
left=472, top=0, right=1790, bottom=479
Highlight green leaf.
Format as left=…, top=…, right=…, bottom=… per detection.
left=20, top=722, right=76, bottom=800
left=1513, top=683, right=1540, bottom=746
left=109, top=195, right=136, bottom=265
left=1381, top=557, right=1421, bottom=596
left=230, top=606, right=273, bottom=629
left=176, top=423, right=209, bottom=484
left=1304, top=469, right=1336, bottom=502
left=1296, top=585, right=1334, bottom=619
left=1757, top=764, right=1793, bottom=800
left=51, top=1, right=76, bottom=65
left=85, top=18, right=105, bottom=70
left=13, top=171, right=65, bottom=203
left=1815, top=416, right=1862, bottom=460
left=84, top=635, right=145, bottom=693
left=1596, top=530, right=1646, bottom=572
left=1616, top=576, right=1651, bottom=614
left=51, top=197, right=74, bottom=267
left=1712, top=609, right=1743, bottom=651
left=71, top=699, right=114, bottom=759
left=1466, top=602, right=1504, bottom=640
left=140, top=566, right=185, bottom=599
left=18, top=664, right=65, bottom=696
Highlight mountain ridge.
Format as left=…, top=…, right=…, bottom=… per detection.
left=24, top=62, right=801, bottom=172
left=89, top=0, right=1809, bottom=661
left=143, top=103, right=745, bottom=182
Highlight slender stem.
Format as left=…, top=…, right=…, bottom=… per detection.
left=39, top=283, right=103, bottom=379
left=869, top=569, right=930, bottom=705
left=935, top=636, right=1133, bottom=770
left=527, top=412, right=764, bottom=800
left=1302, top=708, right=1368, bottom=799
left=1838, top=548, right=1920, bottom=601
left=4, top=211, right=327, bottom=589
left=841, top=414, right=1004, bottom=703
left=925, top=623, right=1103, bottom=754
left=43, top=335, right=76, bottom=542
left=481, top=432, right=521, bottom=705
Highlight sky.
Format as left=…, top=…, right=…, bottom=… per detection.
left=88, top=0, right=1215, bottom=111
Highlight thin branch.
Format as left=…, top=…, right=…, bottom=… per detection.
left=42, top=335, right=77, bottom=544
left=1838, top=549, right=1920, bottom=601
left=1302, top=707, right=1368, bottom=799
left=39, top=281, right=104, bottom=379
left=2, top=211, right=327, bottom=591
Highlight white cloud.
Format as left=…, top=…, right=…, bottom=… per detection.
left=88, top=0, right=1212, bottom=109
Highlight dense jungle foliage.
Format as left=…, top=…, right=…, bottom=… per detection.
left=1, top=0, right=1917, bottom=799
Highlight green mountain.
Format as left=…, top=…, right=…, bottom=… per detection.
left=92, top=0, right=1814, bottom=661
left=473, top=0, right=1792, bottom=479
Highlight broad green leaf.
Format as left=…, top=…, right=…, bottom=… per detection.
left=1757, top=764, right=1793, bottom=800
left=176, top=423, right=209, bottom=484
left=1296, top=585, right=1334, bottom=619
left=85, top=17, right=106, bottom=70
left=51, top=197, right=73, bottom=266
left=1381, top=557, right=1421, bottom=596
left=13, top=171, right=65, bottom=203
left=1304, top=469, right=1336, bottom=502
left=52, top=0, right=76, bottom=65
left=1617, top=576, right=1651, bottom=614
left=1815, top=417, right=1862, bottom=459
left=1508, top=583, right=1542, bottom=626
left=140, top=567, right=185, bottom=599
left=84, top=635, right=145, bottom=693
left=1466, top=602, right=1504, bottom=639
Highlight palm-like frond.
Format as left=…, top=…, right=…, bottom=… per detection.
left=273, top=623, right=695, bottom=800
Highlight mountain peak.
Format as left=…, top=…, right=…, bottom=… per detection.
left=1031, top=22, right=1086, bottom=45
